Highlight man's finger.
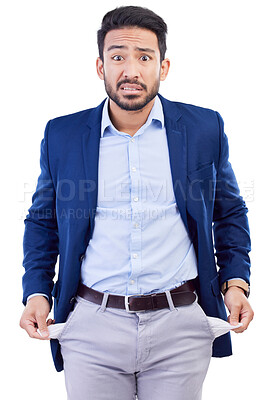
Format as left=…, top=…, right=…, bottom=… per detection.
left=238, top=309, right=254, bottom=331
left=36, top=314, right=49, bottom=338
left=23, top=319, right=49, bottom=340
left=229, top=304, right=241, bottom=326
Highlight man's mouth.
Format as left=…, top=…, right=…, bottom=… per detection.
left=122, top=87, right=141, bottom=91
left=119, top=83, right=143, bottom=92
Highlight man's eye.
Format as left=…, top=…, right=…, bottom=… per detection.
left=112, top=55, right=123, bottom=61
left=140, top=55, right=150, bottom=61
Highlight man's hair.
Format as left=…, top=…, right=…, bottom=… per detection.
left=97, top=6, right=168, bottom=63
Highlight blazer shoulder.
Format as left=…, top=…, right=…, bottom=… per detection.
left=45, top=99, right=106, bottom=145
left=173, top=99, right=217, bottom=120
left=160, top=96, right=222, bottom=168
left=48, top=97, right=105, bottom=128
left=159, top=95, right=218, bottom=126
left=48, top=107, right=94, bottom=130
left=171, top=100, right=220, bottom=139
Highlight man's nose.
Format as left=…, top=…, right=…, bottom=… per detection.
left=122, top=59, right=140, bottom=79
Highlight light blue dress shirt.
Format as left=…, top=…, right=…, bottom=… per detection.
left=80, top=95, right=198, bottom=295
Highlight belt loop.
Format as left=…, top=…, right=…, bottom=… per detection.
left=165, top=290, right=178, bottom=312
left=99, top=292, right=109, bottom=312
left=194, top=290, right=198, bottom=302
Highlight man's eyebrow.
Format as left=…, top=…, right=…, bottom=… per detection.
left=135, top=47, right=155, bottom=54
left=107, top=45, right=127, bottom=51
left=106, top=45, right=155, bottom=54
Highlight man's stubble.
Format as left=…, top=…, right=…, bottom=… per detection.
left=103, top=72, right=161, bottom=111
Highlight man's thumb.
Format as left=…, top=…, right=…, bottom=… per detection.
left=229, top=307, right=240, bottom=326
left=36, top=315, right=49, bottom=337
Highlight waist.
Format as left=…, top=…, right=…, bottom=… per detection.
left=77, top=278, right=198, bottom=312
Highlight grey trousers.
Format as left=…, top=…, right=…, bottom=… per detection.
left=57, top=294, right=232, bottom=400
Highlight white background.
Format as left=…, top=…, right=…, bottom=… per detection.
left=1, top=0, right=272, bottom=398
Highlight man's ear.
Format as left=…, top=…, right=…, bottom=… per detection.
left=160, top=58, right=170, bottom=81
left=96, top=57, right=104, bottom=80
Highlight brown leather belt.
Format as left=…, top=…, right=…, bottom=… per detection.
left=77, top=279, right=197, bottom=312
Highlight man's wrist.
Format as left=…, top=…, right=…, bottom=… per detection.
left=27, top=293, right=49, bottom=303
left=221, top=279, right=250, bottom=298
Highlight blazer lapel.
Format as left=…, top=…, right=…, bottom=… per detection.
left=159, top=94, right=189, bottom=233
left=82, top=99, right=106, bottom=239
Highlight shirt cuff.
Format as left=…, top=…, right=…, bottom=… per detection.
left=228, top=278, right=246, bottom=282
left=27, top=293, right=49, bottom=303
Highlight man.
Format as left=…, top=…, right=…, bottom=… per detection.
left=20, top=6, right=254, bottom=400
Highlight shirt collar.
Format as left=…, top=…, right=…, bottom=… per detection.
left=100, top=95, right=164, bottom=138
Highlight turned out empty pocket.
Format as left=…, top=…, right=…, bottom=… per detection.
left=47, top=323, right=67, bottom=340
left=206, top=316, right=242, bottom=339
left=41, top=300, right=82, bottom=340
left=37, top=323, right=66, bottom=340
left=194, top=301, right=242, bottom=340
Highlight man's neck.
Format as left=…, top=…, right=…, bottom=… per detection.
left=108, top=98, right=156, bottom=137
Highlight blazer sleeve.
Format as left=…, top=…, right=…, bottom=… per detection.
left=22, top=121, right=59, bottom=308
left=213, top=112, right=251, bottom=286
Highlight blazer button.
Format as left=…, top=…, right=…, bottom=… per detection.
left=79, top=254, right=85, bottom=262
left=70, top=296, right=76, bottom=304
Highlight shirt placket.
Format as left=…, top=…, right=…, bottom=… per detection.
left=127, top=135, right=142, bottom=295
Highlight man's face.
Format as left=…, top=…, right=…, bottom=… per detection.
left=96, top=27, right=169, bottom=111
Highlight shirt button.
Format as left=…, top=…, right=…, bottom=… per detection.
left=131, top=138, right=135, bottom=142
left=130, top=280, right=135, bottom=285
left=134, top=222, right=139, bottom=228
left=132, top=253, right=138, bottom=259
left=133, top=197, right=139, bottom=202
left=131, top=166, right=136, bottom=172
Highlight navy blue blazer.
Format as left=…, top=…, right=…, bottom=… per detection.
left=22, top=94, right=251, bottom=372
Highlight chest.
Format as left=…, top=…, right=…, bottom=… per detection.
left=97, top=129, right=176, bottom=207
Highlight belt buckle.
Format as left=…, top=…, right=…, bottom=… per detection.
left=124, top=295, right=146, bottom=313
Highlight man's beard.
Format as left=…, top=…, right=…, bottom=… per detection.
left=104, top=77, right=160, bottom=111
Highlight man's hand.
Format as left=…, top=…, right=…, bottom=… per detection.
left=19, top=296, right=54, bottom=340
left=224, top=286, right=254, bottom=333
